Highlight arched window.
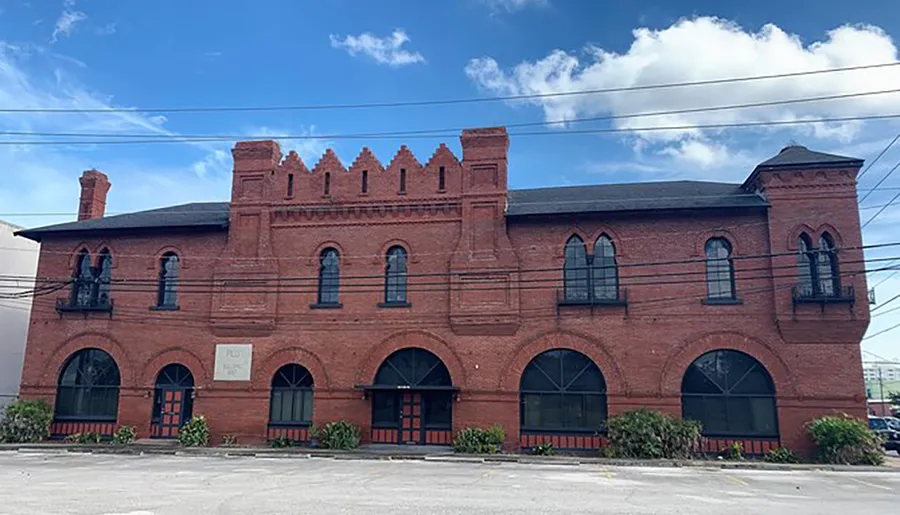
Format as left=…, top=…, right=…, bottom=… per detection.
left=384, top=246, right=408, bottom=304
left=705, top=238, right=735, bottom=300
left=593, top=235, right=619, bottom=300
left=55, top=348, right=120, bottom=421
left=71, top=250, right=94, bottom=307
left=317, top=248, right=340, bottom=305
left=817, top=233, right=839, bottom=296
left=797, top=234, right=816, bottom=297
left=563, top=236, right=589, bottom=302
left=520, top=349, right=607, bottom=432
left=681, top=350, right=777, bottom=437
left=156, top=253, right=179, bottom=308
left=95, top=249, right=112, bottom=306
left=269, top=364, right=314, bottom=426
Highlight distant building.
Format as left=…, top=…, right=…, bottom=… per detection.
left=0, top=220, right=40, bottom=410
left=863, top=363, right=900, bottom=383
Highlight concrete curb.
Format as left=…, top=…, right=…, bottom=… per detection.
left=0, top=443, right=895, bottom=473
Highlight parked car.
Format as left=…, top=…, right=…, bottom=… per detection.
left=868, top=416, right=900, bottom=451
left=884, top=417, right=900, bottom=431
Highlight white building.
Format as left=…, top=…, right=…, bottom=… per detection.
left=0, top=220, right=40, bottom=410
left=863, top=363, right=900, bottom=382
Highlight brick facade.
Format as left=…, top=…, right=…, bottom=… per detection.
left=17, top=128, right=869, bottom=455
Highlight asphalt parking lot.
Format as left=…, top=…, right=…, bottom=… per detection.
left=0, top=451, right=897, bottom=514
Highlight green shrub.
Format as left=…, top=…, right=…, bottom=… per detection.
left=221, top=434, right=238, bottom=447
left=719, top=442, right=743, bottom=461
left=605, top=409, right=701, bottom=460
left=452, top=425, right=505, bottom=454
left=764, top=447, right=799, bottom=464
left=532, top=442, right=554, bottom=456
left=65, top=432, right=102, bottom=444
left=0, top=399, right=53, bottom=443
left=807, top=414, right=884, bottom=465
left=318, top=421, right=360, bottom=450
left=177, top=415, right=210, bottom=447
left=112, top=426, right=136, bottom=445
left=269, top=435, right=292, bottom=448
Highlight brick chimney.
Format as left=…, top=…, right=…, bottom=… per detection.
left=77, top=169, right=111, bottom=221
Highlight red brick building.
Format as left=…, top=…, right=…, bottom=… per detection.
left=16, top=127, right=869, bottom=454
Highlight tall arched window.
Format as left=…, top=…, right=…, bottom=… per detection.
left=156, top=253, right=179, bottom=308
left=317, top=248, right=340, bottom=305
left=705, top=238, right=735, bottom=300
left=71, top=250, right=94, bottom=307
left=95, top=249, right=112, bottom=306
left=564, top=236, right=589, bottom=302
left=520, top=349, right=607, bottom=432
left=681, top=349, right=777, bottom=437
left=269, top=364, right=314, bottom=426
left=817, top=233, right=839, bottom=296
left=384, top=246, right=408, bottom=304
left=797, top=233, right=816, bottom=297
left=593, top=235, right=619, bottom=300
left=55, top=348, right=120, bottom=421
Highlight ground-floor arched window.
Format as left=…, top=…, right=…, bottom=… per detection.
left=269, top=364, right=314, bottom=426
left=519, top=349, right=607, bottom=432
left=55, top=348, right=120, bottom=421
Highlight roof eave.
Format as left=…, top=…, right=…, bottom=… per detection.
left=507, top=202, right=770, bottom=219
left=14, top=222, right=229, bottom=242
left=743, top=159, right=864, bottom=189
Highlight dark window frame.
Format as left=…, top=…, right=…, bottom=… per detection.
left=704, top=238, right=736, bottom=301
left=287, top=173, right=294, bottom=197
left=54, top=348, right=120, bottom=422
left=797, top=232, right=841, bottom=298
left=156, top=252, right=179, bottom=309
left=361, top=170, right=368, bottom=194
left=268, top=364, right=314, bottom=426
left=562, top=235, right=622, bottom=304
left=316, top=248, right=341, bottom=306
left=438, top=166, right=446, bottom=191
left=399, top=168, right=407, bottom=193
left=383, top=246, right=409, bottom=305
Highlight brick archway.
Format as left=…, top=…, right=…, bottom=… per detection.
left=256, top=347, right=331, bottom=391
left=41, top=332, right=135, bottom=387
left=140, top=347, right=210, bottom=388
left=499, top=329, right=627, bottom=395
left=659, top=331, right=797, bottom=398
left=356, top=330, right=466, bottom=388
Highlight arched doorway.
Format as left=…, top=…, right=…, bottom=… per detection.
left=681, top=349, right=779, bottom=454
left=150, top=364, right=194, bottom=438
left=519, top=348, right=607, bottom=451
left=365, top=348, right=455, bottom=445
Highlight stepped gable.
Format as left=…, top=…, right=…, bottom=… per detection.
left=385, top=145, right=423, bottom=174
left=423, top=143, right=460, bottom=171
left=311, top=148, right=346, bottom=174
left=281, top=150, right=310, bottom=173
left=348, top=147, right=386, bottom=174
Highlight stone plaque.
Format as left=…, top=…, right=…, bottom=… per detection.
left=214, top=344, right=253, bottom=381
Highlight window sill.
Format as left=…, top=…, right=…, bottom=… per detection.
left=310, top=302, right=343, bottom=309
left=557, top=299, right=626, bottom=307
left=150, top=305, right=180, bottom=311
left=378, top=301, right=412, bottom=308
left=702, top=298, right=743, bottom=305
left=267, top=421, right=312, bottom=428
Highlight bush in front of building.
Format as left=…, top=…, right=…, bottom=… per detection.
left=604, top=408, right=701, bottom=460
left=318, top=421, right=361, bottom=450
left=452, top=425, right=505, bottom=454
left=0, top=399, right=53, bottom=443
left=763, top=446, right=799, bottom=464
left=177, top=415, right=210, bottom=447
left=719, top=442, right=744, bottom=461
left=807, top=414, right=884, bottom=465
left=112, top=426, right=136, bottom=445
left=65, top=432, right=102, bottom=444
left=269, top=435, right=292, bottom=448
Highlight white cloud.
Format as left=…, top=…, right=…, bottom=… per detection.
left=465, top=17, right=900, bottom=163
left=95, top=22, right=116, bottom=36
left=329, top=29, right=425, bottom=67
left=51, top=7, right=87, bottom=43
left=481, top=0, right=547, bottom=13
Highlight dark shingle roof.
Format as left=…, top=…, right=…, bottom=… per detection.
left=506, top=180, right=767, bottom=217
left=754, top=145, right=862, bottom=170
left=17, top=181, right=766, bottom=240
left=15, top=202, right=229, bottom=241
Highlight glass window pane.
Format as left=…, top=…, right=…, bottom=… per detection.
left=564, top=236, right=589, bottom=301
left=583, top=394, right=607, bottom=428
left=372, top=392, right=399, bottom=425
left=301, top=390, right=313, bottom=422
left=562, top=394, right=584, bottom=428
left=424, top=392, right=452, bottom=428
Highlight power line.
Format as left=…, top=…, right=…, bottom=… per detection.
left=862, top=190, right=900, bottom=228
left=3, top=114, right=900, bottom=146
left=859, top=160, right=900, bottom=204
left=872, top=303, right=900, bottom=318
left=4, top=61, right=898, bottom=114
left=858, top=132, right=900, bottom=181
left=872, top=292, right=900, bottom=313
left=6, top=87, right=899, bottom=142
left=864, top=321, right=900, bottom=341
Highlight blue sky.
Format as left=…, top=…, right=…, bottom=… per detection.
left=1, top=0, right=900, bottom=359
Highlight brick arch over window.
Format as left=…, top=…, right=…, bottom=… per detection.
left=41, top=332, right=135, bottom=388
left=375, top=239, right=417, bottom=264
left=786, top=224, right=817, bottom=251
left=356, top=330, right=466, bottom=388
left=499, top=330, right=627, bottom=396
left=658, top=331, right=797, bottom=398
left=692, top=228, right=741, bottom=257
left=308, top=241, right=348, bottom=267
left=140, top=348, right=210, bottom=387
left=815, top=223, right=844, bottom=247
left=589, top=227, right=626, bottom=258
left=257, top=347, right=331, bottom=391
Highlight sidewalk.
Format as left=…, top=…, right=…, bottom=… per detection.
left=1, top=442, right=897, bottom=472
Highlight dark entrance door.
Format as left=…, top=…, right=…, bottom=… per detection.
left=400, top=392, right=423, bottom=444
left=151, top=364, right=194, bottom=439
